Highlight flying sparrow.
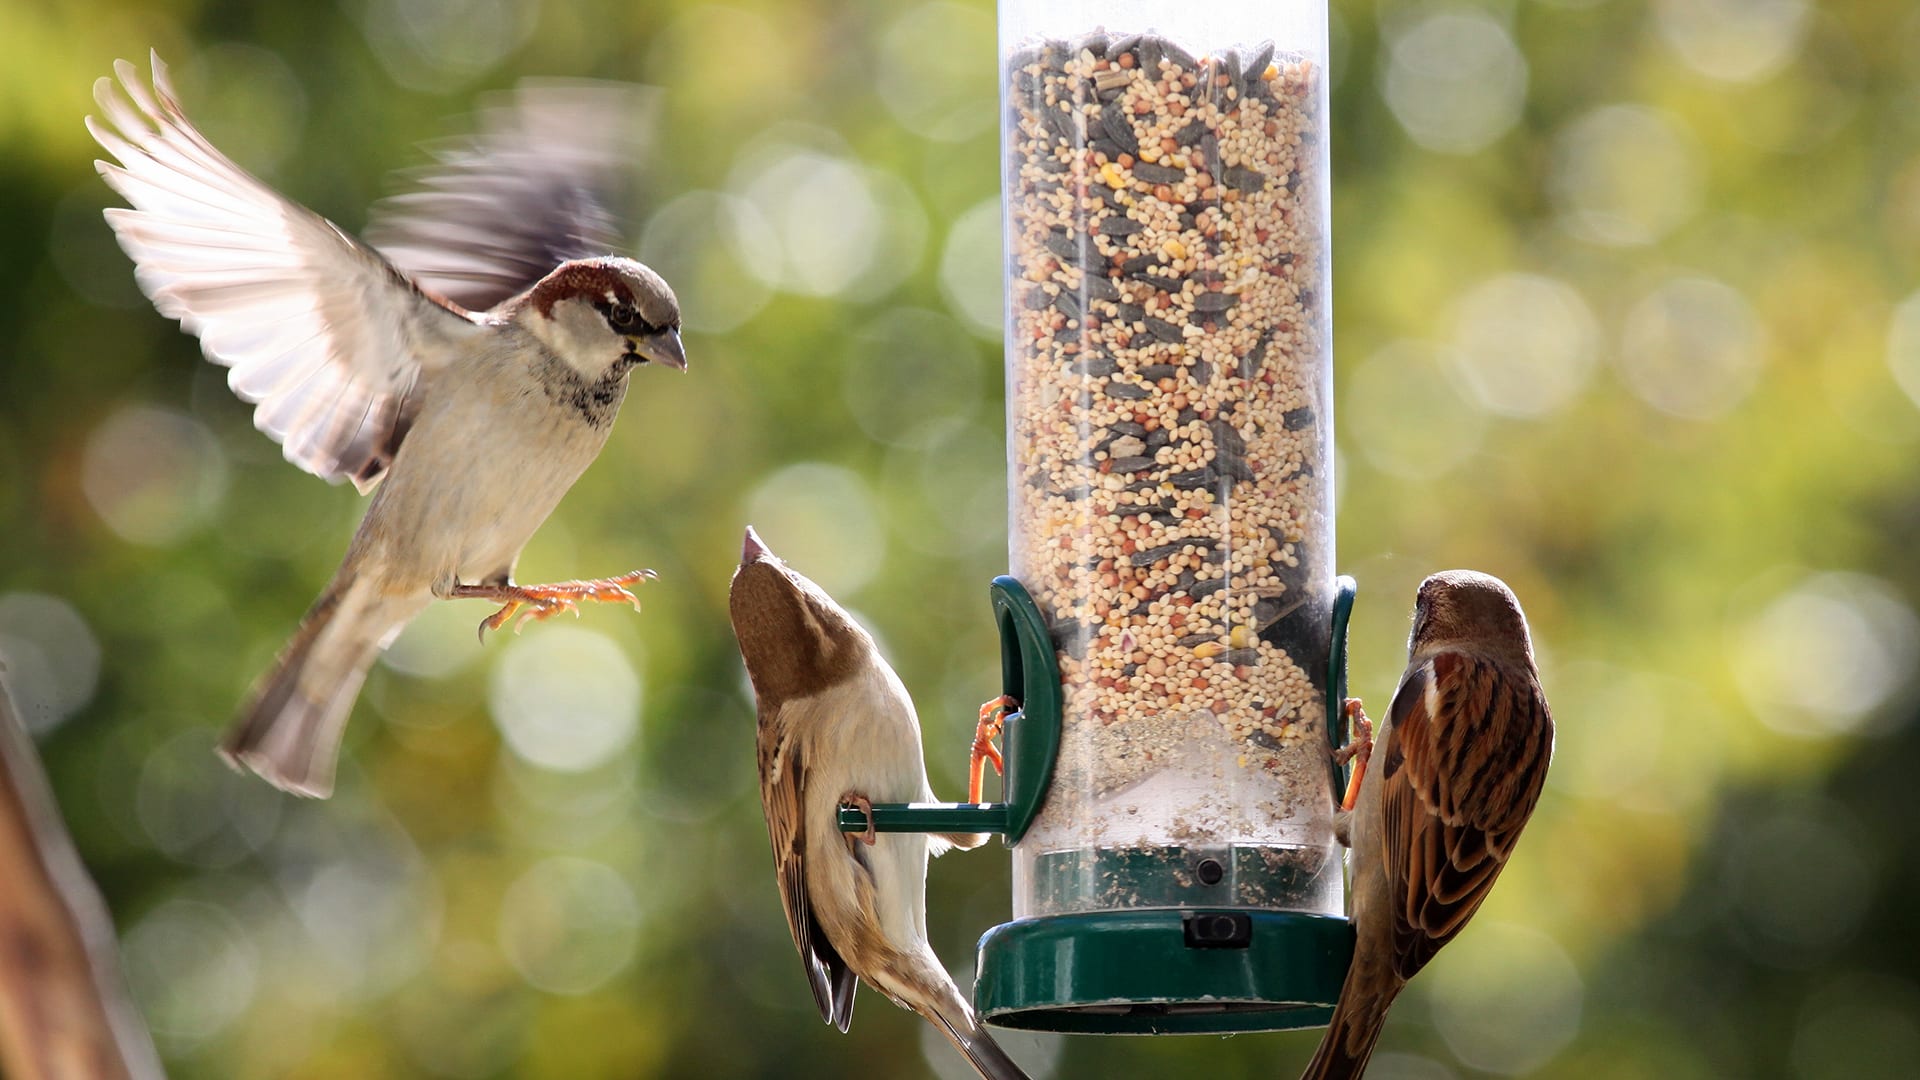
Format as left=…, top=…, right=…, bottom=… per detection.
left=1301, top=570, right=1554, bottom=1080
left=89, top=54, right=686, bottom=797
left=729, top=528, right=1028, bottom=1080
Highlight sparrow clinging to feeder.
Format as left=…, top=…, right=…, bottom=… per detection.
left=1302, top=570, right=1554, bottom=1080
left=89, top=54, right=686, bottom=797
left=729, top=528, right=1028, bottom=1080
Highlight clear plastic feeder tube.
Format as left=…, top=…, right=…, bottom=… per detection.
left=1001, top=0, right=1337, bottom=919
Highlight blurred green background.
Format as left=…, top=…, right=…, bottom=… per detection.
left=5, top=0, right=1920, bottom=1076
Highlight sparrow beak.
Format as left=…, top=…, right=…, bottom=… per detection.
left=742, top=526, right=771, bottom=565
left=636, top=327, right=687, bottom=371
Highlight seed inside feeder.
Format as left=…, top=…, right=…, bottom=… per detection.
left=1004, top=29, right=1338, bottom=918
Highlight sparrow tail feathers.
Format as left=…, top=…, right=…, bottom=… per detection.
left=1298, top=975, right=1396, bottom=1080
left=921, top=980, right=1029, bottom=1080
left=219, top=574, right=412, bottom=798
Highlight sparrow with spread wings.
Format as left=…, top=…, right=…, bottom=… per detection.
left=89, top=54, right=687, bottom=797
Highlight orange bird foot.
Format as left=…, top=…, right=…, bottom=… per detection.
left=453, top=569, right=657, bottom=641
left=840, top=792, right=877, bottom=846
left=969, top=695, right=1017, bottom=803
left=1335, top=697, right=1374, bottom=812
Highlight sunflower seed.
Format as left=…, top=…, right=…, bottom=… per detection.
left=1068, top=353, right=1119, bottom=377
left=1099, top=108, right=1140, bottom=155
left=1224, top=166, right=1269, bottom=193
left=1144, top=316, right=1183, bottom=343
left=1239, top=329, right=1275, bottom=380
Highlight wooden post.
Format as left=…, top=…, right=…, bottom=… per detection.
left=0, top=669, right=163, bottom=1080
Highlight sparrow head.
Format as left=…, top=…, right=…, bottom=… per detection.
left=1409, top=569, right=1534, bottom=664
left=729, top=526, right=872, bottom=712
left=522, top=256, right=685, bottom=380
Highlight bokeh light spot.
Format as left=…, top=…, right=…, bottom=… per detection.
left=940, top=196, right=1004, bottom=339
left=123, top=899, right=257, bottom=1050
left=743, top=463, right=886, bottom=596
left=1731, top=570, right=1919, bottom=737
left=0, top=591, right=101, bottom=733
left=730, top=135, right=926, bottom=300
left=1791, top=972, right=1920, bottom=1080
left=383, top=599, right=486, bottom=680
left=81, top=404, right=229, bottom=546
left=1380, top=12, right=1528, bottom=154
left=877, top=3, right=997, bottom=143
left=1551, top=106, right=1704, bottom=248
left=640, top=191, right=775, bottom=334
left=1653, top=0, right=1810, bottom=83
left=354, top=0, right=539, bottom=89
left=1447, top=273, right=1601, bottom=418
left=176, top=44, right=307, bottom=177
left=1723, top=797, right=1874, bottom=967
left=498, top=856, right=641, bottom=995
left=136, top=730, right=283, bottom=867
left=489, top=627, right=641, bottom=772
left=1428, top=922, right=1583, bottom=1074
left=1885, top=289, right=1920, bottom=412
left=1617, top=276, right=1764, bottom=420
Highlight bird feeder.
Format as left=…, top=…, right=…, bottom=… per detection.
left=840, top=0, right=1353, bottom=1036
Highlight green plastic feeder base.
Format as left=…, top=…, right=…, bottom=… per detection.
left=975, top=909, right=1354, bottom=1035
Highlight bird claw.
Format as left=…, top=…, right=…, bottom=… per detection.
left=969, top=695, right=1016, bottom=803
left=839, top=791, right=877, bottom=846
left=1336, top=697, right=1374, bottom=812
left=461, top=570, right=658, bottom=642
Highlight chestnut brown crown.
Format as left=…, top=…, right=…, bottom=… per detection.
left=729, top=528, right=871, bottom=712
left=523, top=256, right=685, bottom=375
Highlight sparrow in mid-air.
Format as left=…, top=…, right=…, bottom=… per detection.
left=1302, top=570, right=1554, bottom=1080
left=729, top=528, right=1028, bottom=1080
left=89, top=54, right=686, bottom=797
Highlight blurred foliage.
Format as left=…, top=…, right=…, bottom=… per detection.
left=4, top=0, right=1920, bottom=1077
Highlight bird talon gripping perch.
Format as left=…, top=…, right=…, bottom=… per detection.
left=1334, top=697, right=1373, bottom=813
left=969, top=695, right=1017, bottom=804
left=839, top=792, right=878, bottom=846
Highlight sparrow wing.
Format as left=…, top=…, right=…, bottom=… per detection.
left=364, top=80, right=657, bottom=313
left=1377, top=651, right=1553, bottom=980
left=758, top=711, right=859, bottom=1032
left=89, top=53, right=482, bottom=493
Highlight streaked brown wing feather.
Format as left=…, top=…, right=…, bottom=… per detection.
left=758, top=710, right=857, bottom=1031
left=1382, top=651, right=1553, bottom=980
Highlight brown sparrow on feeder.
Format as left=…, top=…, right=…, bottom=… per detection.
left=729, top=528, right=1027, bottom=1080
left=1303, top=570, right=1555, bottom=1080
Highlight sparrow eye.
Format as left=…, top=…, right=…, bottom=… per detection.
left=606, top=302, right=641, bottom=333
